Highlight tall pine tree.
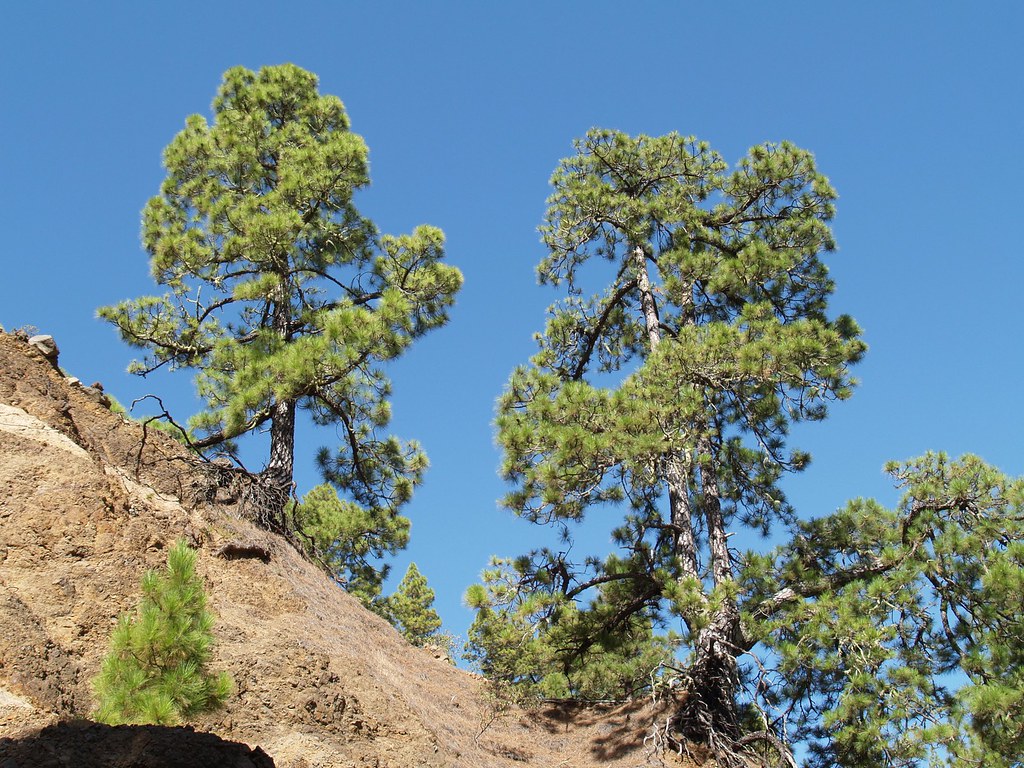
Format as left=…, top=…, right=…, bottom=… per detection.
left=471, top=129, right=865, bottom=757
left=472, top=130, right=1024, bottom=766
left=100, top=64, right=462, bottom=530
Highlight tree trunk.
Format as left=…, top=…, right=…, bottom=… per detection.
left=678, top=604, right=743, bottom=746
left=699, top=434, right=734, bottom=589
left=266, top=398, right=296, bottom=489
left=632, top=245, right=662, bottom=351
left=262, top=397, right=295, bottom=531
left=666, top=458, right=700, bottom=584
left=632, top=244, right=702, bottom=586
left=685, top=437, right=743, bottom=743
left=262, top=282, right=296, bottom=531
left=632, top=242, right=743, bottom=748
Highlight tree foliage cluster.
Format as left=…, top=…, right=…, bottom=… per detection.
left=93, top=541, right=232, bottom=725
left=288, top=482, right=411, bottom=606
left=376, top=562, right=443, bottom=646
left=99, top=63, right=460, bottom=553
left=463, top=130, right=1024, bottom=767
left=99, top=63, right=460, bottom=613
left=100, top=64, right=1023, bottom=766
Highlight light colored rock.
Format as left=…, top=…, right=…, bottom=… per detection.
left=28, top=334, right=59, bottom=364
left=81, top=385, right=111, bottom=408
left=0, top=402, right=90, bottom=458
left=0, top=686, right=34, bottom=710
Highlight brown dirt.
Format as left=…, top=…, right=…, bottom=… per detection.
left=0, top=331, right=696, bottom=768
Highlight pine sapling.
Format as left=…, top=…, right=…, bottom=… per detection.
left=93, top=540, right=232, bottom=725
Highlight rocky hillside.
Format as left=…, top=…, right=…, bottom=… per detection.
left=0, top=331, right=689, bottom=768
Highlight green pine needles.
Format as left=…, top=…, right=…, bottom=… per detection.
left=378, top=562, right=442, bottom=646
left=92, top=541, right=232, bottom=725
left=463, top=127, right=1024, bottom=766
left=99, top=63, right=462, bottom=539
left=289, top=483, right=411, bottom=607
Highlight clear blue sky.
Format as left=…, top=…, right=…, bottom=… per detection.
left=2, top=2, right=1022, bottom=645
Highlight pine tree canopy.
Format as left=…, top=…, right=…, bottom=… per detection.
left=753, top=452, right=1024, bottom=767
left=468, top=128, right=863, bottom=761
left=98, top=64, right=462, bottom=534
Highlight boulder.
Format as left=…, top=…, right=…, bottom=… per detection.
left=28, top=334, right=59, bottom=365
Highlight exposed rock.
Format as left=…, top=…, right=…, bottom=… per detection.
left=422, top=642, right=454, bottom=665
left=27, top=334, right=58, bottom=364
left=80, top=386, right=111, bottom=408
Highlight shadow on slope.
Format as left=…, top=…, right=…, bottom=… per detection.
left=0, top=720, right=274, bottom=768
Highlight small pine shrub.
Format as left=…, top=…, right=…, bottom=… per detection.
left=92, top=540, right=232, bottom=725
left=378, top=562, right=442, bottom=646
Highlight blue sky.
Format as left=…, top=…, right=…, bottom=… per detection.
left=2, top=2, right=1022, bottom=646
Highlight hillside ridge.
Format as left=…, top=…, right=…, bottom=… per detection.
left=0, top=330, right=688, bottom=768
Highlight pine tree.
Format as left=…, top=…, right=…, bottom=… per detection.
left=759, top=453, right=1024, bottom=767
left=470, top=129, right=865, bottom=758
left=465, top=556, right=677, bottom=700
left=93, top=541, right=232, bottom=725
left=99, top=64, right=462, bottom=529
left=379, top=562, right=442, bottom=646
left=471, top=129, right=1024, bottom=766
left=289, top=482, right=409, bottom=606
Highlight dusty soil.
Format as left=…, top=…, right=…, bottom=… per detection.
left=0, top=331, right=693, bottom=767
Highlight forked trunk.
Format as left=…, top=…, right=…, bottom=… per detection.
left=632, top=242, right=744, bottom=751
left=632, top=245, right=702, bottom=585
left=675, top=442, right=744, bottom=748
left=677, top=605, right=743, bottom=746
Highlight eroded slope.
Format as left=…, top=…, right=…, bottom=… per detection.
left=0, top=331, right=686, bottom=768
